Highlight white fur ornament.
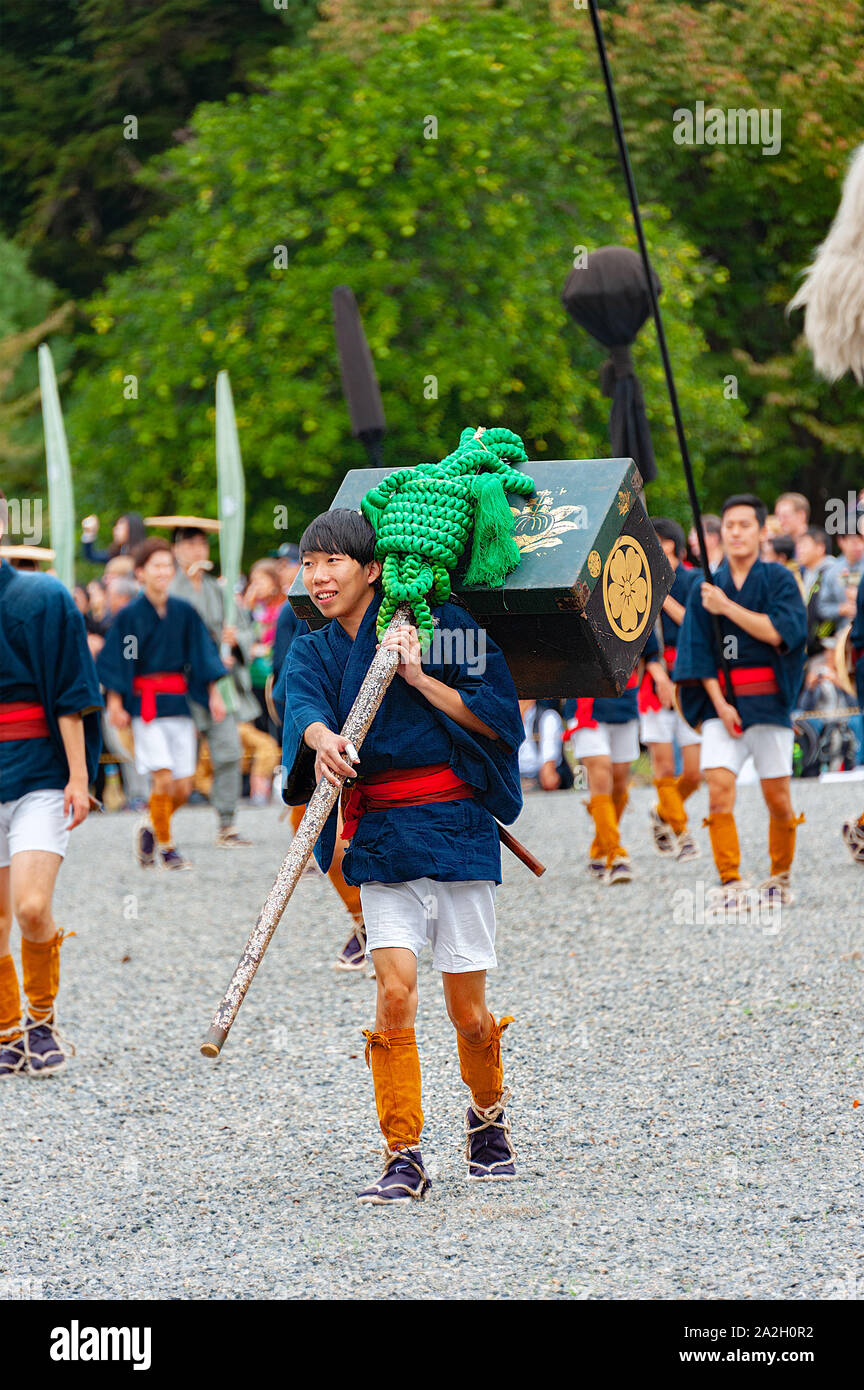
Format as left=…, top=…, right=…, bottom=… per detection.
left=788, top=144, right=864, bottom=384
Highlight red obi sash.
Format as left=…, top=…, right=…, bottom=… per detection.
left=341, top=762, right=474, bottom=842
left=0, top=701, right=50, bottom=742
left=566, top=668, right=640, bottom=733
left=638, top=645, right=678, bottom=713
left=132, top=672, right=188, bottom=723
left=720, top=665, right=779, bottom=697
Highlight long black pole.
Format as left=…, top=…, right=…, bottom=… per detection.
left=586, top=0, right=736, bottom=707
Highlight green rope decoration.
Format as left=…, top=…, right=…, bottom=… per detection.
left=361, top=426, right=535, bottom=645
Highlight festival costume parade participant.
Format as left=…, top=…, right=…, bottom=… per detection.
left=563, top=677, right=641, bottom=885
left=97, top=539, right=227, bottom=871
left=0, top=514, right=102, bottom=1076
left=517, top=699, right=572, bottom=792
left=272, top=590, right=368, bottom=973
left=281, top=489, right=525, bottom=1204
left=639, top=518, right=702, bottom=862
left=674, top=495, right=807, bottom=906
left=840, top=574, right=864, bottom=864
left=169, top=521, right=251, bottom=848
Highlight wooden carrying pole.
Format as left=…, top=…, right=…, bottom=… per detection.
left=200, top=604, right=545, bottom=1057
left=200, top=603, right=411, bottom=1058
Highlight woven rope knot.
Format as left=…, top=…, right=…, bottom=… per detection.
left=361, top=426, right=534, bottom=645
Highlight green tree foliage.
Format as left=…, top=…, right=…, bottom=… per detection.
left=66, top=10, right=746, bottom=558
left=0, top=0, right=318, bottom=297
left=602, top=0, right=864, bottom=504
left=0, top=238, right=74, bottom=499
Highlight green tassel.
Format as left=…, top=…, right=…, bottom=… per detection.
left=462, top=471, right=521, bottom=587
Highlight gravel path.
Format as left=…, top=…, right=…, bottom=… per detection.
left=2, top=780, right=862, bottom=1301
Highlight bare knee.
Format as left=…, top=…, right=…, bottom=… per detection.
left=449, top=1004, right=490, bottom=1044
left=705, top=773, right=735, bottom=815
left=650, top=745, right=675, bottom=778
left=14, top=895, right=52, bottom=937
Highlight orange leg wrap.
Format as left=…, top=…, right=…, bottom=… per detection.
left=769, top=812, right=805, bottom=876
left=703, top=812, right=741, bottom=883
left=362, top=1027, right=424, bottom=1150
left=587, top=794, right=625, bottom=866
left=21, top=930, right=72, bottom=1022
left=456, top=1013, right=513, bottom=1110
left=612, top=786, right=629, bottom=824
left=149, top=792, right=173, bottom=845
left=0, top=954, right=22, bottom=1043
left=654, top=776, right=687, bottom=834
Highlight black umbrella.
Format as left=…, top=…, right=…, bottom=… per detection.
left=561, top=245, right=659, bottom=485
left=332, top=285, right=387, bottom=465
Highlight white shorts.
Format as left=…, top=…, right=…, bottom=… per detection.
left=700, top=719, right=794, bottom=779
left=131, top=715, right=198, bottom=779
left=640, top=707, right=701, bottom=748
left=567, top=719, right=640, bottom=764
left=0, top=789, right=69, bottom=867
left=360, top=878, right=497, bottom=974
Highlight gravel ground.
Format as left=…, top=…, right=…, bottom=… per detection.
left=2, top=780, right=862, bottom=1302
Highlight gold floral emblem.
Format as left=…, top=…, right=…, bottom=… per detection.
left=587, top=549, right=602, bottom=579
left=602, top=536, right=652, bottom=642
left=617, top=488, right=632, bottom=518
left=509, top=490, right=585, bottom=553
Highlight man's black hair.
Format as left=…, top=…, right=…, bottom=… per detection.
left=651, top=516, right=687, bottom=558
left=299, top=508, right=378, bottom=566
left=768, top=533, right=796, bottom=561
left=173, top=525, right=209, bottom=543
left=721, top=493, right=767, bottom=527
left=805, top=525, right=829, bottom=553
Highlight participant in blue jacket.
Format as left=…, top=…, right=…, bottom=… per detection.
left=841, top=577, right=864, bottom=864
left=674, top=494, right=807, bottom=905
left=638, top=518, right=703, bottom=862
left=280, top=508, right=523, bottom=1205
left=563, top=663, right=643, bottom=885
left=0, top=539, right=102, bottom=1077
left=98, top=538, right=226, bottom=871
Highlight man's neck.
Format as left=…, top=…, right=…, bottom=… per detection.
left=184, top=565, right=203, bottom=590
left=336, top=586, right=376, bottom=641
left=727, top=550, right=758, bottom=584
left=145, top=588, right=168, bottom=615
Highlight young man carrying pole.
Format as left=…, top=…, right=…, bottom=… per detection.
left=281, top=509, right=524, bottom=1204
left=674, top=495, right=807, bottom=905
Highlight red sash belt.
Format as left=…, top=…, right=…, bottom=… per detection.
left=341, top=762, right=474, bottom=842
left=132, top=672, right=188, bottom=723
left=720, top=665, right=779, bottom=697
left=0, top=701, right=50, bottom=742
left=565, top=666, right=641, bottom=734
left=565, top=698, right=597, bottom=733
left=638, top=645, right=679, bottom=713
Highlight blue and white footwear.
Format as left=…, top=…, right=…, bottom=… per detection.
left=23, top=1014, right=75, bottom=1077
left=675, top=830, right=701, bottom=862
left=357, top=1147, right=431, bottom=1205
left=465, top=1088, right=517, bottom=1181
left=650, top=806, right=677, bottom=856
left=842, top=819, right=864, bottom=864
left=136, top=823, right=156, bottom=868
left=0, top=1035, right=27, bottom=1077
left=161, top=847, right=192, bottom=871
left=333, top=923, right=367, bottom=973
